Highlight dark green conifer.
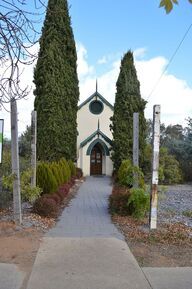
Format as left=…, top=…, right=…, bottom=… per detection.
left=34, top=0, right=79, bottom=161
left=111, top=51, right=147, bottom=170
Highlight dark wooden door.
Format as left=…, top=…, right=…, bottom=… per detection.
left=90, top=145, right=102, bottom=175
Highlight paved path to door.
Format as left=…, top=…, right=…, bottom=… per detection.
left=26, top=176, right=192, bottom=289
left=47, top=176, right=123, bottom=239
left=26, top=176, right=152, bottom=289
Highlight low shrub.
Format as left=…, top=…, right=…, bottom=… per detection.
left=33, top=158, right=78, bottom=217
left=37, top=162, right=58, bottom=194
left=68, top=160, right=76, bottom=176
left=68, top=176, right=75, bottom=187
left=109, top=186, right=131, bottom=215
left=109, top=186, right=149, bottom=219
left=2, top=169, right=42, bottom=203
left=20, top=169, right=42, bottom=203
left=117, top=160, right=145, bottom=189
left=50, top=162, right=63, bottom=187
left=41, top=193, right=62, bottom=205
left=22, top=185, right=42, bottom=203
left=33, top=196, right=59, bottom=217
left=59, top=158, right=71, bottom=183
left=57, top=183, right=71, bottom=200
left=49, top=193, right=62, bottom=205
left=57, top=190, right=67, bottom=201
left=76, top=167, right=83, bottom=179
left=128, top=188, right=150, bottom=219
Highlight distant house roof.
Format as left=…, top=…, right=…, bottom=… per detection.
left=80, top=128, right=112, bottom=148
left=78, top=91, right=114, bottom=111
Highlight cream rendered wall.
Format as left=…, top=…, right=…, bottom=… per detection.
left=77, top=95, right=114, bottom=176
left=77, top=96, right=113, bottom=148
left=106, top=156, right=113, bottom=176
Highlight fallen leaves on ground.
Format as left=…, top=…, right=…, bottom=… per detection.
left=112, top=215, right=192, bottom=246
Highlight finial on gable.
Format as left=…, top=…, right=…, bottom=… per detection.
left=98, top=119, right=100, bottom=130
left=95, top=79, right=98, bottom=100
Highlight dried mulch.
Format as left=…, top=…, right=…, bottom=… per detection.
left=112, top=215, right=192, bottom=267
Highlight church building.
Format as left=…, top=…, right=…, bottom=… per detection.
left=77, top=85, right=113, bottom=176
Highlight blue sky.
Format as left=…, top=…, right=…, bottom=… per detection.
left=1, top=0, right=192, bottom=137
left=69, top=0, right=192, bottom=84
left=70, top=0, right=192, bottom=128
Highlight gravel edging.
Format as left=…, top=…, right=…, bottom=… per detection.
left=158, top=184, right=192, bottom=228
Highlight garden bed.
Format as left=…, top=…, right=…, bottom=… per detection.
left=111, top=184, right=192, bottom=267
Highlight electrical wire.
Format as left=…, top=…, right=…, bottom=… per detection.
left=146, top=22, right=192, bottom=101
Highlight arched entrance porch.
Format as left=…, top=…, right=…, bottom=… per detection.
left=86, top=139, right=110, bottom=176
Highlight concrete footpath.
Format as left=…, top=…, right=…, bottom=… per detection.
left=26, top=176, right=192, bottom=289
left=2, top=176, right=191, bottom=289
left=26, top=237, right=152, bottom=289
left=0, top=263, right=25, bottom=289
left=143, top=267, right=192, bottom=289
left=26, top=176, right=151, bottom=289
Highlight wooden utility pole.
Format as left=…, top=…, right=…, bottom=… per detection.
left=11, top=98, right=22, bottom=224
left=133, top=112, right=139, bottom=187
left=149, top=105, right=161, bottom=230
left=31, top=111, right=37, bottom=187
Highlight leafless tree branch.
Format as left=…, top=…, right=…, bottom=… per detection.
left=0, top=0, right=47, bottom=104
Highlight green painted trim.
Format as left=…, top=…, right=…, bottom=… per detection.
left=80, top=129, right=112, bottom=148
left=89, top=100, right=104, bottom=115
left=78, top=91, right=114, bottom=110
left=98, top=130, right=112, bottom=145
left=86, top=138, right=110, bottom=156
left=80, top=130, right=98, bottom=148
left=0, top=133, right=2, bottom=143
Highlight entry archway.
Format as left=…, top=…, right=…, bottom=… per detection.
left=90, top=143, right=103, bottom=175
left=86, top=138, right=110, bottom=176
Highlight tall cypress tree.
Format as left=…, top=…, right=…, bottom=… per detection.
left=34, top=0, right=79, bottom=161
left=111, top=50, right=147, bottom=170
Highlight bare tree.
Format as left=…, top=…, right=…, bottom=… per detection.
left=0, top=0, right=46, bottom=104
left=0, top=0, right=46, bottom=223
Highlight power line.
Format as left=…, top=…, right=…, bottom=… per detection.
left=147, top=22, right=192, bottom=101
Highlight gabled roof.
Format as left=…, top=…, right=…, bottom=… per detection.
left=80, top=128, right=112, bottom=148
left=78, top=91, right=114, bottom=111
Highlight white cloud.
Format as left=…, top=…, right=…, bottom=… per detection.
left=97, top=52, right=122, bottom=66
left=1, top=43, right=192, bottom=138
left=78, top=57, right=120, bottom=104
left=93, top=60, right=120, bottom=104
left=77, top=43, right=94, bottom=78
left=78, top=46, right=192, bottom=127
left=0, top=44, right=39, bottom=138
left=133, top=47, right=147, bottom=59
left=134, top=56, right=192, bottom=125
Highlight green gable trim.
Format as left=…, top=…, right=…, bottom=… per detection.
left=86, top=139, right=110, bottom=156
left=89, top=100, right=104, bottom=115
left=78, top=91, right=114, bottom=111
left=80, top=129, right=112, bottom=148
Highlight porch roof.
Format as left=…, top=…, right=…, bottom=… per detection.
left=80, top=129, right=112, bottom=148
